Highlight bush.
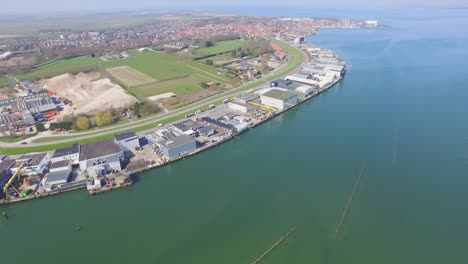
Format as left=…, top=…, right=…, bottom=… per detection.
left=49, top=121, right=72, bottom=131
left=205, top=59, right=214, bottom=65
left=36, top=124, right=46, bottom=132
left=201, top=82, right=209, bottom=89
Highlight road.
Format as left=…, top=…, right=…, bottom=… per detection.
left=1, top=44, right=308, bottom=149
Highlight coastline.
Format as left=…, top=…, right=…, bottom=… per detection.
left=1, top=42, right=345, bottom=206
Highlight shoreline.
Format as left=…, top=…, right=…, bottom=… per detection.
left=1, top=42, right=345, bottom=206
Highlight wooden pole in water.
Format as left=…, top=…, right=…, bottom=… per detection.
left=335, top=165, right=366, bottom=236
left=3, top=211, right=8, bottom=220
left=250, top=227, right=296, bottom=264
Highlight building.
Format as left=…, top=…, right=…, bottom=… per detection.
left=198, top=126, right=215, bottom=137
left=365, top=20, right=379, bottom=26
left=14, top=153, right=50, bottom=175
left=51, top=144, right=80, bottom=165
left=79, top=140, right=124, bottom=177
left=44, top=169, right=72, bottom=192
left=293, top=36, right=305, bottom=44
left=260, top=89, right=299, bottom=110
left=296, top=85, right=315, bottom=97
left=201, top=117, right=235, bottom=133
left=22, top=111, right=35, bottom=125
left=114, top=131, right=140, bottom=152
left=233, top=92, right=259, bottom=104
left=228, top=101, right=251, bottom=113
left=158, top=135, right=197, bottom=160
left=49, top=160, right=72, bottom=173
left=285, top=75, right=318, bottom=86
left=270, top=79, right=292, bottom=89
left=0, top=51, right=13, bottom=61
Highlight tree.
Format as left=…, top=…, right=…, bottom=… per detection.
left=201, top=82, right=209, bottom=89
left=75, top=116, right=90, bottom=130
left=94, top=111, right=113, bottom=127
left=205, top=59, right=213, bottom=65
left=140, top=100, right=161, bottom=116
left=36, top=124, right=46, bottom=132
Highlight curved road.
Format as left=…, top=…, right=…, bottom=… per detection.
left=1, top=45, right=308, bottom=149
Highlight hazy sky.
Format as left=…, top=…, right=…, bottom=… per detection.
left=1, top=0, right=467, bottom=14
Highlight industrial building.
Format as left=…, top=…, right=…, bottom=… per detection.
left=114, top=131, right=140, bottom=152
left=295, top=85, right=315, bottom=97
left=198, top=126, right=215, bottom=137
left=51, top=144, right=80, bottom=165
left=228, top=101, right=251, bottom=113
left=233, top=92, right=259, bottom=104
left=44, top=169, right=72, bottom=192
left=0, top=159, right=16, bottom=195
left=0, top=51, right=13, bottom=61
left=49, top=160, right=72, bottom=173
left=0, top=93, right=57, bottom=115
left=260, top=89, right=299, bottom=110
left=13, top=153, right=50, bottom=175
left=79, top=140, right=124, bottom=177
left=158, top=135, right=197, bottom=160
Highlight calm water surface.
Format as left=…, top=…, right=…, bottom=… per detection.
left=1, top=9, right=468, bottom=264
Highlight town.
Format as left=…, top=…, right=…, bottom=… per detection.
left=0, top=42, right=346, bottom=204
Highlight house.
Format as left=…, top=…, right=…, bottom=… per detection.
left=0, top=51, right=13, bottom=61
left=260, top=89, right=299, bottom=110
left=79, top=140, right=124, bottom=177
left=114, top=131, right=140, bottom=152
left=13, top=153, right=50, bottom=175
left=51, top=144, right=80, bottom=165
left=158, top=135, right=197, bottom=160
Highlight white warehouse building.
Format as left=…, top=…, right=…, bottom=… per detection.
left=296, top=85, right=315, bottom=97
left=79, top=140, right=124, bottom=177
left=260, top=89, right=299, bottom=110
left=51, top=144, right=80, bottom=165
left=228, top=101, right=251, bottom=113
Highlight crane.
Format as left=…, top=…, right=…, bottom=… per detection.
left=2, top=162, right=25, bottom=200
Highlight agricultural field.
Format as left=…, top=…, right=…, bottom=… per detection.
left=18, top=56, right=101, bottom=80
left=15, top=49, right=235, bottom=99
left=197, top=39, right=248, bottom=56
left=106, top=66, right=156, bottom=86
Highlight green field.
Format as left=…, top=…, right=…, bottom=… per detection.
left=16, top=50, right=233, bottom=99
left=197, top=40, right=247, bottom=56
left=0, top=76, right=8, bottom=87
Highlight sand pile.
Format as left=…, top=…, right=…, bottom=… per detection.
left=40, top=72, right=138, bottom=115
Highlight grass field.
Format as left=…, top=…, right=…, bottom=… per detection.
left=106, top=66, right=156, bottom=86
left=197, top=40, right=247, bottom=56
left=0, top=76, right=8, bottom=87
left=16, top=50, right=233, bottom=99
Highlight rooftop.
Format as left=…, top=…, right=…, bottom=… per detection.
left=114, top=131, right=138, bottom=141
left=0, top=159, right=16, bottom=173
left=52, top=144, right=80, bottom=158
left=50, top=160, right=71, bottom=169
left=261, top=89, right=297, bottom=101
left=45, top=169, right=71, bottom=184
left=79, top=140, right=121, bottom=161
left=160, top=135, right=195, bottom=149
left=16, top=153, right=48, bottom=167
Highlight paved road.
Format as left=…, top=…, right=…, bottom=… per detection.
left=1, top=46, right=308, bottom=149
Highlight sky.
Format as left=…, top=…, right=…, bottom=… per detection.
left=1, top=0, right=467, bottom=15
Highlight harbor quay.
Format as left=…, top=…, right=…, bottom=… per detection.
left=0, top=43, right=346, bottom=205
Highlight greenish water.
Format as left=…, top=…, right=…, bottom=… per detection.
left=2, top=9, right=468, bottom=264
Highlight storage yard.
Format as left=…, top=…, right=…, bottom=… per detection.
left=0, top=43, right=346, bottom=205
left=39, top=72, right=138, bottom=116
